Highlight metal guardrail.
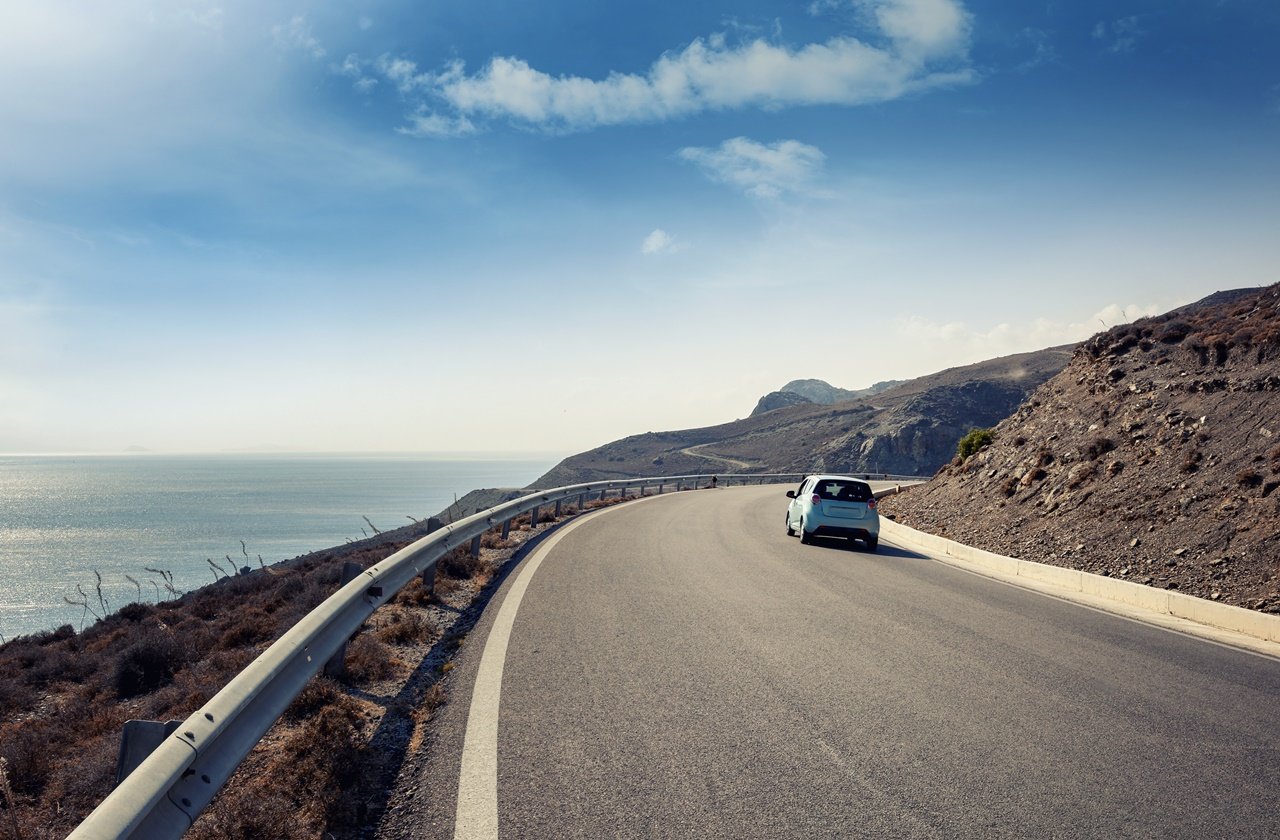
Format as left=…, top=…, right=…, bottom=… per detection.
left=67, top=471, right=927, bottom=839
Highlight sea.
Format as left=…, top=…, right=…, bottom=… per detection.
left=0, top=453, right=557, bottom=641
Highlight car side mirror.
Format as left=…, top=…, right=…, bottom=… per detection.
left=785, top=490, right=796, bottom=499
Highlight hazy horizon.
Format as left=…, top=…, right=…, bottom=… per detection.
left=3, top=1, right=1277, bottom=455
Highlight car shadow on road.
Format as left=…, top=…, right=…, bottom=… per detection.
left=801, top=536, right=927, bottom=560
left=868, top=542, right=928, bottom=560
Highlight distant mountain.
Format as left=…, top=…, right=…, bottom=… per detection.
left=531, top=345, right=1074, bottom=487
left=750, top=390, right=814, bottom=417
left=750, top=378, right=907, bottom=417
left=780, top=378, right=904, bottom=406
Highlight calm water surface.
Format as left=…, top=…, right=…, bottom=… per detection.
left=0, top=454, right=555, bottom=639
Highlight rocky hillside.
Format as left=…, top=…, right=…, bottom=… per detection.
left=883, top=285, right=1280, bottom=613
left=533, top=345, right=1073, bottom=487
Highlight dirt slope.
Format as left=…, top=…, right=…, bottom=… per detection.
left=883, top=285, right=1280, bottom=613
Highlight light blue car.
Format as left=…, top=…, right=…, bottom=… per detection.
left=785, top=474, right=879, bottom=550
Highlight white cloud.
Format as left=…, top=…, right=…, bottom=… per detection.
left=1014, top=27, right=1058, bottom=73
left=896, top=302, right=1167, bottom=360
left=680, top=138, right=826, bottom=198
left=1092, top=16, right=1145, bottom=55
left=864, top=0, right=971, bottom=60
left=398, top=110, right=478, bottom=138
left=641, top=229, right=676, bottom=255
left=358, top=0, right=974, bottom=134
left=272, top=15, right=325, bottom=60
left=337, top=53, right=378, bottom=93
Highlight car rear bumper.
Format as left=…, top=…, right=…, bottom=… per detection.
left=809, top=524, right=877, bottom=540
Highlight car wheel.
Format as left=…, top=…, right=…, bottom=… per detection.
left=785, top=514, right=795, bottom=537
left=799, top=518, right=811, bottom=544
left=866, top=536, right=878, bottom=552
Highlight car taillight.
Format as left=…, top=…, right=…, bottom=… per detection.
left=867, top=498, right=877, bottom=510
left=811, top=494, right=822, bottom=506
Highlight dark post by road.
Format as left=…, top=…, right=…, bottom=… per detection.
left=323, top=561, right=363, bottom=678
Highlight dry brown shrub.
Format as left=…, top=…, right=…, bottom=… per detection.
left=393, top=574, right=433, bottom=607
left=112, top=628, right=188, bottom=700
left=375, top=610, right=431, bottom=645
left=438, top=545, right=483, bottom=579
left=0, top=721, right=52, bottom=797
left=342, top=634, right=397, bottom=684
left=1083, top=437, right=1116, bottom=460
left=284, top=676, right=345, bottom=722
left=1237, top=470, right=1264, bottom=489
left=216, top=606, right=276, bottom=650
left=1021, top=467, right=1047, bottom=487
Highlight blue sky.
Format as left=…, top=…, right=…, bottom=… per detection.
left=2, top=0, right=1278, bottom=454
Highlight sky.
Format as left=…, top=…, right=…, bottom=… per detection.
left=1, top=0, right=1278, bottom=455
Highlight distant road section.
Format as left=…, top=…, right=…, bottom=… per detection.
left=391, top=485, right=1280, bottom=839
left=676, top=444, right=758, bottom=471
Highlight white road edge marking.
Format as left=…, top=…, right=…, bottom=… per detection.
left=452, top=494, right=669, bottom=840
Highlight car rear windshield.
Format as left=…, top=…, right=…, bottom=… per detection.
left=814, top=480, right=872, bottom=502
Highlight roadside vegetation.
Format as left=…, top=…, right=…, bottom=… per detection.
left=0, top=494, right=636, bottom=839
left=955, top=428, right=994, bottom=460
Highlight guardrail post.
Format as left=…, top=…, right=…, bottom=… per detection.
left=529, top=505, right=539, bottom=528
left=599, top=489, right=607, bottom=501
left=501, top=518, right=511, bottom=539
left=578, top=493, right=586, bottom=510
left=554, top=500, right=562, bottom=517
left=658, top=482, right=664, bottom=494
left=470, top=535, right=482, bottom=557
left=115, top=719, right=181, bottom=786
left=421, top=561, right=436, bottom=596
left=323, top=561, right=363, bottom=678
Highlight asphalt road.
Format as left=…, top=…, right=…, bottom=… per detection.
left=386, top=484, right=1280, bottom=839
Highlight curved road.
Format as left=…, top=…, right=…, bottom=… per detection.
left=383, top=484, right=1280, bottom=839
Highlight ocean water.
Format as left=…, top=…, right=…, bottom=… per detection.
left=0, top=454, right=556, bottom=640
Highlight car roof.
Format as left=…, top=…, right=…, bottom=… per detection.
left=804, top=474, right=871, bottom=484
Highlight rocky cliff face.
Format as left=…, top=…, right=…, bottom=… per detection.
left=883, top=285, right=1280, bottom=613
left=805, top=381, right=1035, bottom=476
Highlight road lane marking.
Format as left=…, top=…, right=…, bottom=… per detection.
left=452, top=494, right=669, bottom=839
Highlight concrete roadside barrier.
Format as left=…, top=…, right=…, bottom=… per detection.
left=879, top=516, right=1280, bottom=649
